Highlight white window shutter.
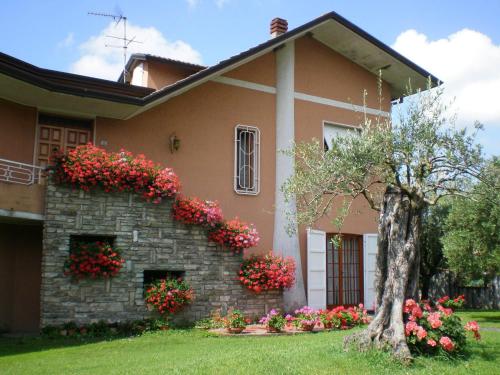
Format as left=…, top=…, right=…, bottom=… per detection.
left=363, top=234, right=378, bottom=311
left=307, top=228, right=326, bottom=310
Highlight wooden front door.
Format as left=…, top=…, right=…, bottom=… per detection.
left=36, top=125, right=91, bottom=167
left=326, top=234, right=364, bottom=307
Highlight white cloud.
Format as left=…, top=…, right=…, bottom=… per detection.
left=184, top=0, right=230, bottom=9
left=392, top=29, right=500, bottom=128
left=57, top=32, right=75, bottom=48
left=185, top=0, right=199, bottom=9
left=71, top=22, right=202, bottom=80
left=215, top=0, right=230, bottom=8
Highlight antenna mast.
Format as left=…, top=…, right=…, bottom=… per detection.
left=88, top=11, right=141, bottom=83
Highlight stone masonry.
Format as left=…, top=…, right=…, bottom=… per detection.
left=41, top=182, right=283, bottom=326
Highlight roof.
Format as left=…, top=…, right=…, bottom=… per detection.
left=118, top=54, right=206, bottom=83
left=0, top=52, right=154, bottom=104
left=0, top=11, right=441, bottom=119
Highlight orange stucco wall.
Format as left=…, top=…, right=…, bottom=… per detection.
left=0, top=223, right=42, bottom=332
left=0, top=35, right=396, bottom=293
left=294, top=36, right=391, bottom=283
left=146, top=60, right=202, bottom=90
left=0, top=98, right=37, bottom=164
left=96, top=81, right=277, bottom=254
left=295, top=36, right=392, bottom=109
left=223, top=52, right=276, bottom=87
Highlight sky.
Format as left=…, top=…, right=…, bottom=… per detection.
left=0, top=0, right=498, bottom=156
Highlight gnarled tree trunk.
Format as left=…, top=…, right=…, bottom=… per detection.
left=344, top=186, right=423, bottom=361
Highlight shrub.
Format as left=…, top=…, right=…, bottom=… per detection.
left=172, top=196, right=223, bottom=227
left=239, top=252, right=295, bottom=293
left=51, top=144, right=180, bottom=203
left=259, top=309, right=287, bottom=332
left=404, top=298, right=480, bottom=356
left=64, top=241, right=124, bottom=279
left=145, top=278, right=193, bottom=317
left=437, top=295, right=465, bottom=309
left=208, top=218, right=259, bottom=254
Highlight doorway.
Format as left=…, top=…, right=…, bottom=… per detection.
left=326, top=234, right=364, bottom=307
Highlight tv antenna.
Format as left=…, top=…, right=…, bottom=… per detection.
left=88, top=11, right=142, bottom=83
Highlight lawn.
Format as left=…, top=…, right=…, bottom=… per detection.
left=0, top=311, right=498, bottom=375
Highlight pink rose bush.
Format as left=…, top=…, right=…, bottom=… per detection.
left=404, top=296, right=480, bottom=356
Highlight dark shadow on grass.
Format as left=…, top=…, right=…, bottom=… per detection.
left=0, top=333, right=149, bottom=358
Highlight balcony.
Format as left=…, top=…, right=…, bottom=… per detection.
left=0, top=158, right=46, bottom=220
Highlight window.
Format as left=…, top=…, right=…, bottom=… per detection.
left=234, top=125, right=260, bottom=195
left=323, top=122, right=359, bottom=151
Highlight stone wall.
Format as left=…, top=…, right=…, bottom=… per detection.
left=41, top=182, right=282, bottom=327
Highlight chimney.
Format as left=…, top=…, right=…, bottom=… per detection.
left=270, top=18, right=288, bottom=38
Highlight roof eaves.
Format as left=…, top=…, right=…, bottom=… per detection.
left=138, top=11, right=441, bottom=109
left=0, top=52, right=153, bottom=105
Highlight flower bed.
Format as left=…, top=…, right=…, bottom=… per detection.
left=51, top=144, right=179, bottom=203
left=239, top=252, right=295, bottom=293
left=404, top=296, right=480, bottom=356
left=145, top=278, right=194, bottom=316
left=64, top=241, right=124, bottom=279
left=208, top=218, right=259, bottom=254
left=318, top=304, right=370, bottom=329
left=205, top=305, right=370, bottom=335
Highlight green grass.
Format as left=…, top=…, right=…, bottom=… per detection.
left=0, top=311, right=499, bottom=375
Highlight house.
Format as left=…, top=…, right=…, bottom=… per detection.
left=0, top=11, right=438, bottom=332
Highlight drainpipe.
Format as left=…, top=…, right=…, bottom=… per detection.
left=273, top=40, right=307, bottom=310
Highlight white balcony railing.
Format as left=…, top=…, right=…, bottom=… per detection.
left=0, top=158, right=45, bottom=185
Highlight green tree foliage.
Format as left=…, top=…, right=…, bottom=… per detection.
left=442, top=158, right=500, bottom=284
left=420, top=202, right=449, bottom=298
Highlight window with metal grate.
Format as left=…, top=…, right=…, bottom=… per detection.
left=234, top=125, right=260, bottom=195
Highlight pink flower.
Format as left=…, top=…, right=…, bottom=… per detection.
left=416, top=326, right=427, bottom=340
left=411, top=305, right=423, bottom=319
left=465, top=321, right=481, bottom=340
left=404, top=299, right=417, bottom=313
left=439, top=336, right=455, bottom=352
left=437, top=304, right=453, bottom=316
left=427, top=312, right=443, bottom=329
left=405, top=321, right=418, bottom=336
left=427, top=339, right=437, bottom=347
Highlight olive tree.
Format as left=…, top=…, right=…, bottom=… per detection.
left=282, top=83, right=484, bottom=360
